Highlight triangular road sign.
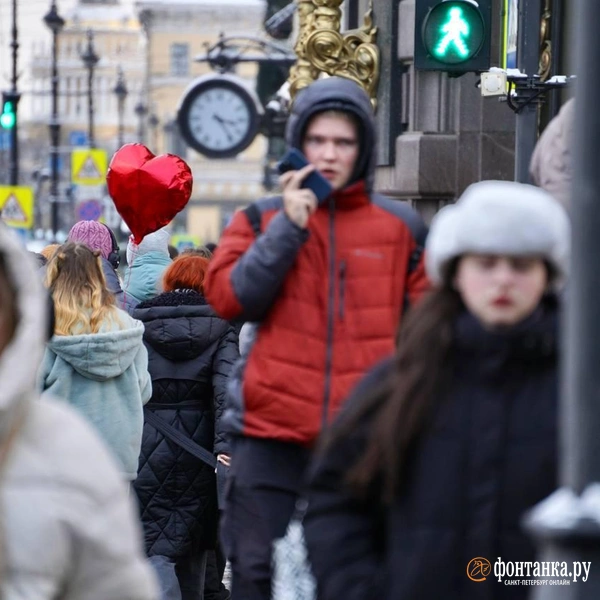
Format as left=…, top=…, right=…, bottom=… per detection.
left=76, top=155, right=102, bottom=180
left=71, top=148, right=107, bottom=185
left=1, top=194, right=27, bottom=223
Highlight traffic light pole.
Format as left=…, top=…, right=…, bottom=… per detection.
left=8, top=0, right=20, bottom=186
left=524, top=0, right=600, bottom=597
left=514, top=0, right=541, bottom=183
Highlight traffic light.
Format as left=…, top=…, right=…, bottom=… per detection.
left=415, top=0, right=492, bottom=74
left=0, top=92, right=18, bottom=130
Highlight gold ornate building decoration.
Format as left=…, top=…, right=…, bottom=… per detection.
left=288, top=0, right=380, bottom=108
left=539, top=0, right=552, bottom=81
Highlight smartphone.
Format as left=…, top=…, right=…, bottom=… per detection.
left=276, top=148, right=333, bottom=204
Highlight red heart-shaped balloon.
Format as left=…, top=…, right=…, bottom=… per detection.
left=106, top=144, right=193, bottom=243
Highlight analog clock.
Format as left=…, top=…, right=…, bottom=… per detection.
left=177, top=75, right=263, bottom=159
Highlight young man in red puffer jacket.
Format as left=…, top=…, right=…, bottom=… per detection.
left=204, top=76, right=429, bottom=600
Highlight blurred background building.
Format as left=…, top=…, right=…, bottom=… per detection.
left=0, top=0, right=571, bottom=242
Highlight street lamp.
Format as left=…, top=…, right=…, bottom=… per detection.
left=148, top=112, right=159, bottom=151
left=112, top=67, right=128, bottom=148
left=134, top=100, right=147, bottom=144
left=43, top=0, right=65, bottom=238
left=80, top=29, right=99, bottom=148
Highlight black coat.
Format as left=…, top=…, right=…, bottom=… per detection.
left=304, top=303, right=558, bottom=600
left=132, top=290, right=239, bottom=558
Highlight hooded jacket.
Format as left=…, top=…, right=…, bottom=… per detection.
left=530, top=98, right=574, bottom=210
left=0, top=227, right=158, bottom=599
left=205, top=76, right=429, bottom=446
left=122, top=252, right=172, bottom=314
left=133, top=290, right=239, bottom=558
left=40, top=309, right=152, bottom=480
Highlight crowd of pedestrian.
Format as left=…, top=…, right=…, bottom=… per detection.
left=0, top=73, right=572, bottom=600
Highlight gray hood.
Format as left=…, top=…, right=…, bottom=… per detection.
left=285, top=76, right=377, bottom=191
left=530, top=98, right=574, bottom=211
left=0, top=226, right=48, bottom=442
left=48, top=314, right=145, bottom=381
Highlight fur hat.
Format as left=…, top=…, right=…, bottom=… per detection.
left=126, top=227, right=170, bottom=266
left=426, top=180, right=571, bottom=289
left=67, top=221, right=112, bottom=261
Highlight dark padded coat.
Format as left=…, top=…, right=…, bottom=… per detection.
left=304, top=301, right=558, bottom=600
left=132, top=290, right=239, bottom=558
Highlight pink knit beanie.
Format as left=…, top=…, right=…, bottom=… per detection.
left=67, top=220, right=113, bottom=260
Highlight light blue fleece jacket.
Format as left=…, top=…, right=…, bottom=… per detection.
left=39, top=309, right=152, bottom=480
left=121, top=252, right=172, bottom=314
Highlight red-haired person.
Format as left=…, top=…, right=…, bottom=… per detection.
left=132, top=254, right=239, bottom=600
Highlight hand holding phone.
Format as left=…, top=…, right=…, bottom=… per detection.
left=277, top=148, right=333, bottom=204
left=279, top=165, right=319, bottom=229
left=277, top=148, right=333, bottom=229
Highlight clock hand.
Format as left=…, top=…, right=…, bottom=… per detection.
left=212, top=114, right=234, bottom=143
left=214, top=114, right=243, bottom=127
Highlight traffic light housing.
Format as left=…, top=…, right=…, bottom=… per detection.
left=415, top=0, right=492, bottom=74
left=1, top=92, right=19, bottom=130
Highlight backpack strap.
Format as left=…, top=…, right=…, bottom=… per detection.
left=371, top=193, right=427, bottom=275
left=144, top=408, right=217, bottom=469
left=243, top=204, right=262, bottom=238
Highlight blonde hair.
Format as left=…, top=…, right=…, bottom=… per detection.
left=40, top=243, right=60, bottom=261
left=45, top=243, right=122, bottom=336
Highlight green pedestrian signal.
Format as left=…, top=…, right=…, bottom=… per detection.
left=425, top=2, right=484, bottom=64
left=0, top=100, right=16, bottom=130
left=415, top=0, right=491, bottom=74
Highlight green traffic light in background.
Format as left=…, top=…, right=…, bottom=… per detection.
left=0, top=100, right=16, bottom=129
left=422, top=1, right=485, bottom=65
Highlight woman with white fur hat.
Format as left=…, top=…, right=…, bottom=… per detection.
left=303, top=180, right=570, bottom=600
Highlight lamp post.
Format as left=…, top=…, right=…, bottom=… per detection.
left=43, top=0, right=64, bottom=238
left=112, top=67, right=128, bottom=148
left=4, top=0, right=21, bottom=186
left=80, top=29, right=99, bottom=149
left=148, top=112, right=159, bottom=151
left=134, top=100, right=147, bottom=144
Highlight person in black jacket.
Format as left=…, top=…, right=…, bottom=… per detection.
left=303, top=181, right=570, bottom=600
left=133, top=254, right=239, bottom=600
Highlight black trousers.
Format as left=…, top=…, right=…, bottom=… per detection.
left=220, top=437, right=310, bottom=600
left=204, top=541, right=229, bottom=600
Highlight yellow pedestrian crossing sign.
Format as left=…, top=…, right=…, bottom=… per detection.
left=0, top=186, right=34, bottom=229
left=71, top=148, right=108, bottom=185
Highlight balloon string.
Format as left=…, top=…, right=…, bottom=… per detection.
left=122, top=263, right=134, bottom=310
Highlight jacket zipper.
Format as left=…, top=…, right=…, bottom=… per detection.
left=322, top=197, right=336, bottom=427
left=338, top=260, right=346, bottom=321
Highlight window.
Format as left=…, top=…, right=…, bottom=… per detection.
left=170, top=43, right=189, bottom=77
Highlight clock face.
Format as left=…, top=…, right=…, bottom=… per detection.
left=177, top=78, right=261, bottom=159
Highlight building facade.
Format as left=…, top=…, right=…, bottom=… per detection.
left=29, top=0, right=144, bottom=154
left=346, top=0, right=570, bottom=220
left=135, top=0, right=265, bottom=244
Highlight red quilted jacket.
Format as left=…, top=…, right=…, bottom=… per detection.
left=205, top=183, right=428, bottom=445
left=205, top=77, right=429, bottom=445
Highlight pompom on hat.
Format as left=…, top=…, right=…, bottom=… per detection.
left=67, top=220, right=113, bottom=261
left=425, top=180, right=571, bottom=290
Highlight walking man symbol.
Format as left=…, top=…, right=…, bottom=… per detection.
left=435, top=7, right=470, bottom=59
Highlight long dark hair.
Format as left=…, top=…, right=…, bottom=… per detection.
left=323, top=275, right=463, bottom=504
